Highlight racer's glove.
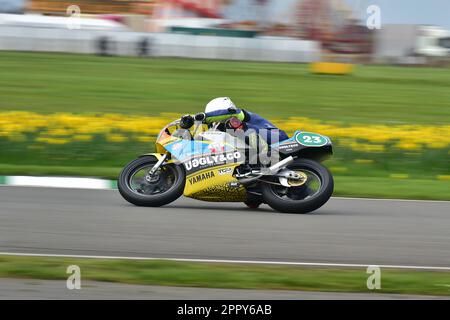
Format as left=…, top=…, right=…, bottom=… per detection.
left=194, top=112, right=206, bottom=122
left=180, top=114, right=194, bottom=129
left=204, top=108, right=246, bottom=124
left=227, top=106, right=237, bottom=114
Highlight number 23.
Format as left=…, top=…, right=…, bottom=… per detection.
left=303, top=136, right=321, bottom=143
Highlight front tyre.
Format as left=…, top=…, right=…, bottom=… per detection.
left=262, top=159, right=333, bottom=214
left=118, top=156, right=185, bottom=207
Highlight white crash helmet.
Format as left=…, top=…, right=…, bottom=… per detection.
left=205, top=97, right=237, bottom=114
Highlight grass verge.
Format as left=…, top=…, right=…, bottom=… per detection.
left=0, top=255, right=449, bottom=296
left=333, top=176, right=450, bottom=201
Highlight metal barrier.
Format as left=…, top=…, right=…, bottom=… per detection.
left=0, top=26, right=320, bottom=62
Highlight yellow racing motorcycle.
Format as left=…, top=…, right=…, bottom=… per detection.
left=118, top=116, right=334, bottom=213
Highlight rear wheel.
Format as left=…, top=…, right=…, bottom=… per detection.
left=262, top=159, right=333, bottom=214
left=118, top=156, right=185, bottom=207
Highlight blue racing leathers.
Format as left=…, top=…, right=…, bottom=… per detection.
left=241, top=109, right=289, bottom=145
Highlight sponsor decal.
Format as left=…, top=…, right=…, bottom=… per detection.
left=184, top=152, right=242, bottom=171
left=208, top=143, right=225, bottom=153
left=188, top=171, right=215, bottom=185
left=218, top=167, right=233, bottom=175
left=201, top=131, right=223, bottom=135
left=278, top=142, right=300, bottom=151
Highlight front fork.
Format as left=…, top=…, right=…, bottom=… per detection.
left=145, top=153, right=168, bottom=182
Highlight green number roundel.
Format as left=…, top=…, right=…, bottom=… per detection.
left=295, top=132, right=328, bottom=147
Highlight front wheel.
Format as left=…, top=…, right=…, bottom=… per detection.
left=118, top=156, right=185, bottom=207
left=262, top=159, right=333, bottom=214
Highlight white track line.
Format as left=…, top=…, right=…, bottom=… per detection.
left=1, top=252, right=449, bottom=271
left=0, top=184, right=112, bottom=190
left=5, top=176, right=110, bottom=190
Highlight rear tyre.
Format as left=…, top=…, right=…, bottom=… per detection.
left=262, top=159, right=333, bottom=214
left=118, top=156, right=185, bottom=207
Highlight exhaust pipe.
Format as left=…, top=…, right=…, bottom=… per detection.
left=267, top=156, right=294, bottom=175
left=238, top=156, right=294, bottom=185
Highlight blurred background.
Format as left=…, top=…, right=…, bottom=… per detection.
left=1, top=0, right=449, bottom=63
left=0, top=0, right=449, bottom=199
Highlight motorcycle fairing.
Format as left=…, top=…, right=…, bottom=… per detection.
left=139, top=152, right=175, bottom=164
left=183, top=163, right=246, bottom=202
left=163, top=139, right=235, bottom=162
left=156, top=133, right=247, bottom=201
left=272, top=131, right=333, bottom=161
left=180, top=147, right=246, bottom=201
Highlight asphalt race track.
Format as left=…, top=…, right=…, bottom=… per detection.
left=1, top=186, right=449, bottom=268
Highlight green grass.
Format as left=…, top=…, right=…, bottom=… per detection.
left=0, top=255, right=449, bottom=296
left=1, top=51, right=449, bottom=124
left=333, top=176, right=450, bottom=201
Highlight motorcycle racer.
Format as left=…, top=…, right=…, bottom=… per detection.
left=180, top=97, right=289, bottom=146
